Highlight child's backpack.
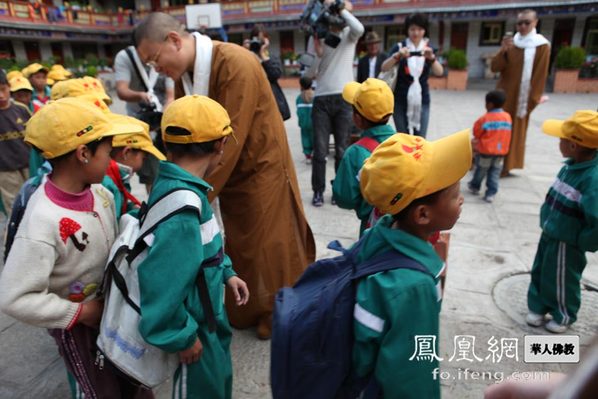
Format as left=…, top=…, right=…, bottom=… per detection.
left=271, top=239, right=435, bottom=399
left=97, top=188, right=219, bottom=388
left=3, top=163, right=51, bottom=261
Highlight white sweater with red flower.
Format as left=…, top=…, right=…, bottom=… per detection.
left=0, top=180, right=117, bottom=330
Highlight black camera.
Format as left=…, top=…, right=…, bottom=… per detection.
left=136, top=103, right=162, bottom=132
left=249, top=36, right=263, bottom=54
left=409, top=51, right=423, bottom=57
left=300, top=0, right=346, bottom=48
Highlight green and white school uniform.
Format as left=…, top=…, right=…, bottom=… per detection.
left=137, top=162, right=237, bottom=399
left=352, top=215, right=444, bottom=399
left=528, top=155, right=598, bottom=325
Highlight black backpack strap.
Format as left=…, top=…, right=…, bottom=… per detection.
left=195, top=247, right=225, bottom=333
left=104, top=245, right=142, bottom=314
left=352, top=249, right=435, bottom=281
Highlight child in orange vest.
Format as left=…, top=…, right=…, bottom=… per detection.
left=468, top=90, right=512, bottom=203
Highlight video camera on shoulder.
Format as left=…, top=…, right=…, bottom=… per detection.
left=300, top=0, right=346, bottom=48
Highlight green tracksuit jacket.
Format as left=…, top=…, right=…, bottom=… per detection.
left=137, top=161, right=237, bottom=399
left=296, top=93, right=314, bottom=156
left=332, top=124, right=395, bottom=235
left=528, top=155, right=598, bottom=325
left=352, top=215, right=444, bottom=399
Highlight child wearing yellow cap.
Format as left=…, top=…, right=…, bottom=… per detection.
left=137, top=95, right=248, bottom=399
left=23, top=63, right=50, bottom=108
left=0, top=70, right=31, bottom=217
left=0, top=97, right=153, bottom=399
left=351, top=129, right=472, bottom=398
left=103, top=114, right=166, bottom=219
left=9, top=76, right=35, bottom=112
left=332, top=78, right=396, bottom=235
left=526, top=110, right=598, bottom=334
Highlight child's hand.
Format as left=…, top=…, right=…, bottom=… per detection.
left=178, top=338, right=203, bottom=364
left=78, top=299, right=104, bottom=328
left=226, top=276, right=249, bottom=306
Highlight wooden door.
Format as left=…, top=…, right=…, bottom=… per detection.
left=450, top=22, right=469, bottom=52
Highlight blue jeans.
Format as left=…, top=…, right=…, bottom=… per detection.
left=469, top=155, right=503, bottom=197
left=393, top=101, right=430, bottom=138
left=311, top=94, right=352, bottom=193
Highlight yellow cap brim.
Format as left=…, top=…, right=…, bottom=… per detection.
left=342, top=81, right=360, bottom=105
left=47, top=78, right=55, bottom=86
left=542, top=119, right=565, bottom=139
left=424, top=129, right=472, bottom=197
left=140, top=144, right=166, bottom=161
left=10, top=85, right=32, bottom=93
left=99, top=92, right=112, bottom=105
left=108, top=122, right=145, bottom=138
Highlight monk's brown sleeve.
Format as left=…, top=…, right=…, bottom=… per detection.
left=527, top=44, right=550, bottom=113
left=206, top=48, right=264, bottom=199
left=491, top=49, right=509, bottom=73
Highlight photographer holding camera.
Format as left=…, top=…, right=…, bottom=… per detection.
left=246, top=24, right=291, bottom=121
left=380, top=13, right=443, bottom=138
left=304, top=0, right=363, bottom=207
left=114, top=45, right=174, bottom=192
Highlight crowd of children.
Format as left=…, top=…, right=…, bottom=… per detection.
left=0, top=54, right=596, bottom=399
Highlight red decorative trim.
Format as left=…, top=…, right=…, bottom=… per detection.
left=66, top=303, right=82, bottom=331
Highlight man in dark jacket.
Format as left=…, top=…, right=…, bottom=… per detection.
left=246, top=25, right=291, bottom=121
left=357, top=31, right=387, bottom=83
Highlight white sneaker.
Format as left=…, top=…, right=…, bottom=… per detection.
left=545, top=320, right=569, bottom=334
left=525, top=312, right=545, bottom=327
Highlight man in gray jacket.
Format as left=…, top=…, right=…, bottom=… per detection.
left=305, top=0, right=363, bottom=207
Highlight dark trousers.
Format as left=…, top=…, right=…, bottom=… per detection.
left=48, top=324, right=154, bottom=399
left=393, top=101, right=430, bottom=138
left=311, top=94, right=352, bottom=193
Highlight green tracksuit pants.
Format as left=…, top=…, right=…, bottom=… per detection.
left=527, top=234, right=587, bottom=325
left=171, top=312, right=233, bottom=399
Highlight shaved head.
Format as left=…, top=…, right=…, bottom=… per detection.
left=134, top=12, right=187, bottom=45
left=519, top=9, right=538, bottom=20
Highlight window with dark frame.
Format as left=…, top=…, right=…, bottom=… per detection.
left=582, top=15, right=598, bottom=55
left=479, top=21, right=505, bottom=46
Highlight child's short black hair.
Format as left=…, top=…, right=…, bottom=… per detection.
left=299, top=76, right=313, bottom=91
left=485, top=90, right=506, bottom=108
left=352, top=106, right=390, bottom=128
left=404, top=13, right=429, bottom=35
left=392, top=189, right=443, bottom=222
left=0, top=70, right=7, bottom=85
left=163, top=126, right=220, bottom=156
left=38, top=137, right=109, bottom=167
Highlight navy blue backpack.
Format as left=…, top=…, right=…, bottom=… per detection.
left=271, top=239, right=434, bottom=399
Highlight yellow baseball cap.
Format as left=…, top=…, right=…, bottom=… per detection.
left=77, top=93, right=112, bottom=113
left=82, top=76, right=112, bottom=105
left=360, top=129, right=472, bottom=215
left=6, top=70, right=23, bottom=81
left=25, top=97, right=142, bottom=159
left=542, top=110, right=598, bottom=149
left=50, top=78, right=111, bottom=104
left=47, top=69, right=69, bottom=83
left=342, top=78, right=394, bottom=123
left=51, top=64, right=73, bottom=77
left=22, top=63, right=48, bottom=78
left=111, top=116, right=166, bottom=161
left=9, top=77, right=33, bottom=92
left=161, top=95, right=233, bottom=144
